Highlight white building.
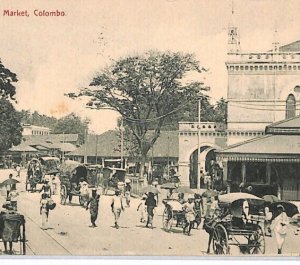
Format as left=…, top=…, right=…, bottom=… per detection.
left=22, top=124, right=51, bottom=136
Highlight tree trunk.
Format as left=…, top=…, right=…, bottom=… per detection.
left=139, top=154, right=147, bottom=180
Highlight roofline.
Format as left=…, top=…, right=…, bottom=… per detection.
left=216, top=134, right=272, bottom=153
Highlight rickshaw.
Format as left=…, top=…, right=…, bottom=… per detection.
left=59, top=160, right=101, bottom=205
left=0, top=211, right=26, bottom=255
left=162, top=198, right=186, bottom=232
left=100, top=167, right=126, bottom=193
left=203, top=192, right=266, bottom=255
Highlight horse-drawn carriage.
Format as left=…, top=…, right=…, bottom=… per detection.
left=59, top=160, right=101, bottom=205
left=204, top=193, right=266, bottom=255
left=26, top=157, right=60, bottom=192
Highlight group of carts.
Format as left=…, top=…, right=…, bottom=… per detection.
left=161, top=189, right=299, bottom=255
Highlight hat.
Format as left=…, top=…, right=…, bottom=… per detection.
left=125, top=179, right=131, bottom=184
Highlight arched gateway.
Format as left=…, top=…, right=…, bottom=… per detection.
left=178, top=122, right=227, bottom=187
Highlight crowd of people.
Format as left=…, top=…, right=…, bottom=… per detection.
left=0, top=167, right=297, bottom=256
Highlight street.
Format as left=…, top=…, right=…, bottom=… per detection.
left=0, top=169, right=299, bottom=256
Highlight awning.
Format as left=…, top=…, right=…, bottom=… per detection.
left=217, top=134, right=300, bottom=162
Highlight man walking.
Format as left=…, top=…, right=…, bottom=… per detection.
left=145, top=192, right=157, bottom=229
left=111, top=189, right=124, bottom=229
left=86, top=189, right=100, bottom=228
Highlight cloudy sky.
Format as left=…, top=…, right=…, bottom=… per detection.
left=0, top=0, right=300, bottom=133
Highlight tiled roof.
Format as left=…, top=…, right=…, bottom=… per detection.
left=68, top=130, right=179, bottom=158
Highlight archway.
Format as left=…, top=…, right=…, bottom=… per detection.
left=189, top=146, right=217, bottom=189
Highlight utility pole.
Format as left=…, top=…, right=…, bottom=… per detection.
left=95, top=134, right=98, bottom=165
left=120, top=118, right=124, bottom=169
left=197, top=97, right=201, bottom=189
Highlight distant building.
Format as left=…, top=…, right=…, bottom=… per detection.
left=22, top=124, right=51, bottom=136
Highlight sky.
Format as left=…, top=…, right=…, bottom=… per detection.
left=1, top=0, right=300, bottom=133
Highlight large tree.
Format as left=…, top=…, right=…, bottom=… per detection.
left=0, top=60, right=22, bottom=153
left=0, top=60, right=18, bottom=100
left=0, top=99, right=22, bottom=153
left=52, top=113, right=90, bottom=144
left=70, top=51, right=209, bottom=177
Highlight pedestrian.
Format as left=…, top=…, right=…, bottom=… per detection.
left=40, top=177, right=52, bottom=198
left=137, top=194, right=147, bottom=223
left=264, top=206, right=272, bottom=237
left=152, top=179, right=159, bottom=203
left=182, top=194, right=196, bottom=236
left=5, top=174, right=13, bottom=198
left=271, top=205, right=289, bottom=254
left=124, top=179, right=131, bottom=207
left=86, top=189, right=100, bottom=228
left=51, top=174, right=60, bottom=195
left=40, top=193, right=50, bottom=230
left=145, top=192, right=157, bottom=229
left=79, top=177, right=89, bottom=207
left=15, top=165, right=21, bottom=178
left=210, top=196, right=220, bottom=216
left=194, top=193, right=204, bottom=229
left=8, top=184, right=18, bottom=211
left=111, top=189, right=124, bottom=229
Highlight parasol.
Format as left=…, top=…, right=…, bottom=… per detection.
left=218, top=192, right=262, bottom=203
left=175, top=186, right=194, bottom=194
left=269, top=201, right=299, bottom=218
left=262, top=195, right=280, bottom=203
left=202, top=189, right=218, bottom=198
left=160, top=183, right=177, bottom=190
left=0, top=178, right=20, bottom=186
left=141, top=185, right=160, bottom=194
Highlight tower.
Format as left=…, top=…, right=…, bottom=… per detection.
left=228, top=0, right=240, bottom=54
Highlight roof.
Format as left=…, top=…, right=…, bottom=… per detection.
left=68, top=130, right=179, bottom=158
left=9, top=143, right=38, bottom=152
left=265, top=115, right=300, bottom=134
left=279, top=40, right=300, bottom=52
left=217, top=134, right=300, bottom=162
left=23, top=134, right=79, bottom=144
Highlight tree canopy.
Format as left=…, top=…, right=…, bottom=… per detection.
left=0, top=60, right=22, bottom=153
left=69, top=51, right=210, bottom=176
left=0, top=60, right=18, bottom=100
left=0, top=98, right=22, bottom=153
left=52, top=113, right=90, bottom=144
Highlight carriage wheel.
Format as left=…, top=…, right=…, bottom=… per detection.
left=60, top=185, right=67, bottom=205
left=212, top=224, right=229, bottom=255
left=247, top=227, right=265, bottom=255
left=162, top=207, right=173, bottom=232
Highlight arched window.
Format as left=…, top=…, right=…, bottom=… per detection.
left=286, top=94, right=296, bottom=119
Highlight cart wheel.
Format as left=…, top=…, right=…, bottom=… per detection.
left=60, top=185, right=67, bottom=205
left=248, top=226, right=265, bottom=254
left=162, top=206, right=173, bottom=232
left=212, top=224, right=229, bottom=255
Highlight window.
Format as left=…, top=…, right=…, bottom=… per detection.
left=286, top=94, right=296, bottom=119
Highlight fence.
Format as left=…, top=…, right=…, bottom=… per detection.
left=129, top=177, right=145, bottom=197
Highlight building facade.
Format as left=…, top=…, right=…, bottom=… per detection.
left=22, top=124, right=51, bottom=136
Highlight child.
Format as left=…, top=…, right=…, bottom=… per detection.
left=137, top=195, right=147, bottom=223
left=86, top=189, right=100, bottom=228
left=40, top=177, right=52, bottom=198
left=124, top=179, right=131, bottom=207
left=40, top=193, right=50, bottom=230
